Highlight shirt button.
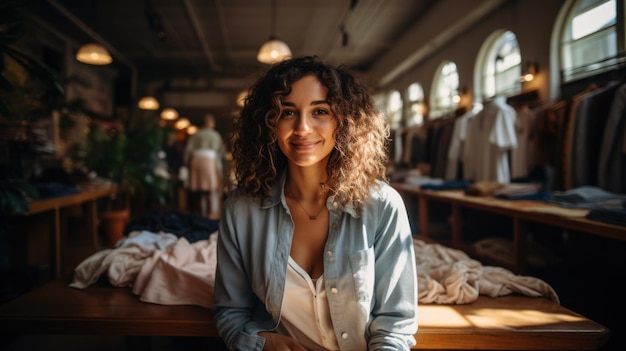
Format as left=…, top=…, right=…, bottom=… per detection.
left=325, top=251, right=333, bottom=258
left=331, top=287, right=338, bottom=294
left=341, top=332, right=349, bottom=339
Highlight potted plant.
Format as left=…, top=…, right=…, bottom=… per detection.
left=1, top=1, right=173, bottom=246
left=74, top=106, right=173, bottom=245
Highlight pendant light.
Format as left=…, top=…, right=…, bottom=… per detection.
left=186, top=125, right=198, bottom=135
left=138, top=96, right=160, bottom=110
left=160, top=107, right=179, bottom=120
left=76, top=43, right=113, bottom=65
left=175, top=117, right=190, bottom=130
left=257, top=0, right=292, bottom=64
left=75, top=1, right=112, bottom=66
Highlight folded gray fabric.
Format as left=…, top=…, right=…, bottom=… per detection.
left=586, top=208, right=626, bottom=227
left=548, top=186, right=626, bottom=209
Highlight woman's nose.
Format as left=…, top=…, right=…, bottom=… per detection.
left=294, top=114, right=312, bottom=133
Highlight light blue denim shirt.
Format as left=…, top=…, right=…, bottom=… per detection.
left=213, top=171, right=418, bottom=351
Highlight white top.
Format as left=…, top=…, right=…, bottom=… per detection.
left=463, top=96, right=517, bottom=183
left=193, top=149, right=217, bottom=158
left=278, top=257, right=339, bottom=351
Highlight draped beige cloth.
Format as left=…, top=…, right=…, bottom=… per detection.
left=413, top=238, right=559, bottom=304
left=71, top=232, right=559, bottom=308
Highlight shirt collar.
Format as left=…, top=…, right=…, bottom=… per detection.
left=260, top=169, right=358, bottom=218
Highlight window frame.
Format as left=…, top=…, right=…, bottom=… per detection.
left=475, top=29, right=523, bottom=102
left=429, top=60, right=460, bottom=119
left=559, top=0, right=625, bottom=82
left=404, top=82, right=425, bottom=127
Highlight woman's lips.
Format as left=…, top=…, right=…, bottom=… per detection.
left=291, top=140, right=319, bottom=151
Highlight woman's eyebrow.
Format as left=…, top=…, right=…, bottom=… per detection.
left=311, top=100, right=329, bottom=106
left=280, top=100, right=329, bottom=107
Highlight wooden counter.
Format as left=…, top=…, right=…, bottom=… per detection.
left=11, top=185, right=117, bottom=278
left=0, top=280, right=610, bottom=350
left=391, top=182, right=626, bottom=273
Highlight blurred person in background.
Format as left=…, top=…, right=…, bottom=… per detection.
left=183, top=113, right=224, bottom=219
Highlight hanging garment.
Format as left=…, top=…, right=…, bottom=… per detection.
left=510, top=105, right=536, bottom=179
left=568, top=81, right=620, bottom=189
left=598, top=83, right=626, bottom=194
left=463, top=96, right=517, bottom=183
left=445, top=109, right=475, bottom=181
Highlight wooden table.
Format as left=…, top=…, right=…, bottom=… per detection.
left=0, top=280, right=609, bottom=350
left=391, top=182, right=626, bottom=273
left=12, top=185, right=117, bottom=278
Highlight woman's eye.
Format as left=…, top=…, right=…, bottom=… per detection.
left=314, top=108, right=329, bottom=116
left=281, top=110, right=296, bottom=118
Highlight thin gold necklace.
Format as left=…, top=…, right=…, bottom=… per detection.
left=292, top=196, right=325, bottom=220
left=287, top=184, right=327, bottom=220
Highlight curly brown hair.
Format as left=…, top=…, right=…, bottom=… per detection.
left=231, top=56, right=389, bottom=211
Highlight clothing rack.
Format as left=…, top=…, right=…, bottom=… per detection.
left=506, top=89, right=540, bottom=108
left=560, top=55, right=626, bottom=100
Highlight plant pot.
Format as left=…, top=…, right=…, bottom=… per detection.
left=99, top=209, right=130, bottom=247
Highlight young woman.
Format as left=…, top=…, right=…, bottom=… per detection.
left=213, top=56, right=417, bottom=351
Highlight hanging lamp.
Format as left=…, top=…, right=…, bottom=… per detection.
left=186, top=125, right=198, bottom=135
left=75, top=1, right=112, bottom=66
left=76, top=42, right=113, bottom=65
left=138, top=96, right=160, bottom=110
left=160, top=107, right=179, bottom=120
left=257, top=0, right=292, bottom=64
left=175, top=117, right=190, bottom=130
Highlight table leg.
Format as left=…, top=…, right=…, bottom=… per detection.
left=451, top=204, right=462, bottom=248
left=418, top=195, right=429, bottom=237
left=513, top=217, right=527, bottom=274
left=51, top=208, right=62, bottom=279
left=85, top=200, right=99, bottom=252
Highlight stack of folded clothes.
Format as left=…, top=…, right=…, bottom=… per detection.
left=494, top=182, right=549, bottom=200
left=586, top=207, right=626, bottom=227
left=547, top=186, right=626, bottom=209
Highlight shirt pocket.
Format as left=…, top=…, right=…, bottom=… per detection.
left=349, top=247, right=375, bottom=302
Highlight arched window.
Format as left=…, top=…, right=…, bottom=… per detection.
left=561, top=0, right=620, bottom=81
left=476, top=30, right=522, bottom=101
left=374, top=93, right=387, bottom=117
left=405, top=82, right=425, bottom=127
left=430, top=61, right=459, bottom=119
left=386, top=90, right=403, bottom=130
left=376, top=91, right=403, bottom=130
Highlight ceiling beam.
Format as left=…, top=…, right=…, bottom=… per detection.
left=369, top=0, right=508, bottom=88
left=182, top=0, right=223, bottom=73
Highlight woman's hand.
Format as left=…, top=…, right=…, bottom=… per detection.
left=259, top=332, right=308, bottom=351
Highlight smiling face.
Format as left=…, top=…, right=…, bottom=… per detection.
left=276, top=75, right=338, bottom=169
